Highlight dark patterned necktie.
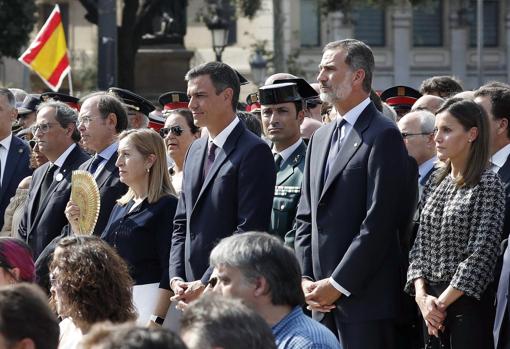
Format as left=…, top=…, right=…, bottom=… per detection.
left=203, top=142, right=218, bottom=179
left=37, top=164, right=57, bottom=208
left=324, top=118, right=347, bottom=182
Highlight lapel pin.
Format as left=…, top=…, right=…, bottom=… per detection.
left=354, top=142, right=358, bottom=147
left=56, top=173, right=64, bottom=182
left=18, top=148, right=23, bottom=154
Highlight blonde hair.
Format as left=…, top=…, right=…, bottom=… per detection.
left=117, top=129, right=176, bottom=204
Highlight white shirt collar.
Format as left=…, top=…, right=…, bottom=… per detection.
left=419, top=156, right=437, bottom=179
left=274, top=139, right=303, bottom=163
left=97, top=141, right=118, bottom=161
left=208, top=116, right=240, bottom=149
left=340, top=97, right=371, bottom=127
left=0, top=133, right=12, bottom=152
left=491, top=143, right=510, bottom=171
left=53, top=143, right=77, bottom=169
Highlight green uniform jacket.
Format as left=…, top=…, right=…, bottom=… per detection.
left=269, top=140, right=307, bottom=246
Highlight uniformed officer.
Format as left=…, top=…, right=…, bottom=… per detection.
left=107, top=87, right=155, bottom=130
left=259, top=82, right=307, bottom=246
left=380, top=85, right=422, bottom=120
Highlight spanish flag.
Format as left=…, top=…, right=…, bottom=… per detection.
left=18, top=5, right=70, bottom=92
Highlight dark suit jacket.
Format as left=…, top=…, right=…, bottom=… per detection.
left=294, top=102, right=411, bottom=323
left=34, top=150, right=127, bottom=292
left=102, top=195, right=178, bottom=289
left=0, top=135, right=32, bottom=228
left=18, top=145, right=89, bottom=258
left=494, top=156, right=510, bottom=348
left=169, top=121, right=276, bottom=284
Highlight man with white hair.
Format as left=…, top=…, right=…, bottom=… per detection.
left=398, top=110, right=437, bottom=194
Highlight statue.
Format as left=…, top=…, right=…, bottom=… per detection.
left=142, top=0, right=188, bottom=46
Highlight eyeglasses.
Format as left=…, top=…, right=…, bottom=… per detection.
left=30, top=122, right=58, bottom=134
left=159, top=125, right=184, bottom=138
left=77, top=115, right=97, bottom=125
left=401, top=132, right=433, bottom=139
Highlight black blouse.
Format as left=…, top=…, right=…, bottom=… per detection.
left=101, top=195, right=177, bottom=289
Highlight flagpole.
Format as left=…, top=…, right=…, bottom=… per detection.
left=67, top=69, right=73, bottom=95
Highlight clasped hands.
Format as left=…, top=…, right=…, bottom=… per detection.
left=302, top=278, right=342, bottom=312
left=170, top=279, right=205, bottom=311
left=415, top=293, right=447, bottom=337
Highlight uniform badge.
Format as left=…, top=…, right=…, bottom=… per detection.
left=56, top=173, right=64, bottom=182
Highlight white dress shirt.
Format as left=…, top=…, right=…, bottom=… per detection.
left=491, top=143, right=510, bottom=173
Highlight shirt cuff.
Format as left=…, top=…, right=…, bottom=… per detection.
left=329, top=277, right=351, bottom=297
left=170, top=277, right=185, bottom=290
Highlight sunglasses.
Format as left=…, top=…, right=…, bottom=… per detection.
left=159, top=125, right=184, bottom=138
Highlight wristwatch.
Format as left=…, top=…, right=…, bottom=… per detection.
left=149, top=315, right=165, bottom=325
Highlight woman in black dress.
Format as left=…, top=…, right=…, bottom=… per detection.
left=66, top=128, right=177, bottom=327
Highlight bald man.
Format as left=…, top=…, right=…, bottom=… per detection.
left=411, top=94, right=444, bottom=114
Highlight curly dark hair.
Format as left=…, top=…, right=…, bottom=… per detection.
left=49, top=236, right=136, bottom=326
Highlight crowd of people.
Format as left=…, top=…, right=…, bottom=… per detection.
left=1, top=37, right=510, bottom=349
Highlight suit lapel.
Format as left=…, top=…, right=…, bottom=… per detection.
left=193, top=123, right=244, bottom=208
left=33, top=146, right=81, bottom=225
left=29, top=163, right=49, bottom=219
left=498, top=155, right=510, bottom=185
left=320, top=104, right=373, bottom=200
left=277, top=142, right=306, bottom=185
left=0, top=137, right=27, bottom=198
left=188, top=138, right=208, bottom=206
left=95, top=152, right=118, bottom=190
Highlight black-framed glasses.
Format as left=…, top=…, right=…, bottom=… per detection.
left=401, top=132, right=432, bottom=139
left=159, top=125, right=184, bottom=138
left=30, top=122, right=58, bottom=134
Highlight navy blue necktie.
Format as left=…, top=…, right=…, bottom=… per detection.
left=89, top=155, right=103, bottom=175
left=324, top=118, right=347, bottom=182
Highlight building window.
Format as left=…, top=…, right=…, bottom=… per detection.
left=413, top=1, right=442, bottom=46
left=468, top=0, right=498, bottom=47
left=352, top=5, right=385, bottom=47
left=300, top=0, right=320, bottom=47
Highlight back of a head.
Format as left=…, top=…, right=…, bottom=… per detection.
left=0, top=237, right=35, bottom=283
left=50, top=236, right=136, bottom=325
left=80, top=322, right=187, bottom=349
left=0, top=283, right=59, bottom=349
left=237, top=111, right=262, bottom=137
left=264, top=73, right=297, bottom=86
left=209, top=232, right=305, bottom=307
left=180, top=294, right=277, bottom=349
left=419, top=75, right=463, bottom=98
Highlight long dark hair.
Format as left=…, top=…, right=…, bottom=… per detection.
left=435, top=98, right=489, bottom=187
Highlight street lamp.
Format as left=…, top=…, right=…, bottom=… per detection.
left=249, top=49, right=268, bottom=86
left=206, top=15, right=230, bottom=62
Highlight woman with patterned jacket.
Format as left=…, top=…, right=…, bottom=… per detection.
left=405, top=98, right=505, bottom=349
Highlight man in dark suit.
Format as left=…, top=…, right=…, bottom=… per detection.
left=258, top=82, right=307, bottom=245
left=169, top=61, right=276, bottom=306
left=18, top=100, right=89, bottom=258
left=0, top=88, right=32, bottom=229
left=294, top=39, right=413, bottom=348
left=474, top=85, right=510, bottom=349
left=72, top=92, right=129, bottom=235
left=33, top=92, right=129, bottom=292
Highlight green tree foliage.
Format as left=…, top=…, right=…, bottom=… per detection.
left=0, top=0, right=37, bottom=58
